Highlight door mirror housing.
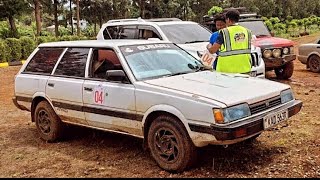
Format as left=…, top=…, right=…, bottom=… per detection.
left=106, top=70, right=129, bottom=83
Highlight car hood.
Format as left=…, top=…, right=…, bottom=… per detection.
left=254, top=36, right=295, bottom=49
left=177, top=42, right=209, bottom=52
left=143, top=71, right=289, bottom=106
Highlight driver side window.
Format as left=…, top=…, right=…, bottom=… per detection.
left=90, top=48, right=128, bottom=83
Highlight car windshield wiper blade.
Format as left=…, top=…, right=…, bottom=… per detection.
left=165, top=71, right=191, bottom=77
left=188, top=62, right=205, bottom=72
left=184, top=40, right=208, bottom=44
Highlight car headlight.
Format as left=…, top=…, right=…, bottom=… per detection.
left=281, top=89, right=294, bottom=104
left=263, top=49, right=272, bottom=58
left=283, top=47, right=289, bottom=55
left=272, top=49, right=282, bottom=58
left=213, top=104, right=251, bottom=124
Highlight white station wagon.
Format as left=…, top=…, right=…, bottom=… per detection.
left=13, top=40, right=302, bottom=172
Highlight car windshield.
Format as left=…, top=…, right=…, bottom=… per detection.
left=159, top=24, right=211, bottom=44
left=120, top=43, right=203, bottom=81
left=238, top=21, right=271, bottom=37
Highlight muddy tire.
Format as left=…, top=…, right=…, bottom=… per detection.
left=275, top=61, right=294, bottom=79
left=34, top=101, right=64, bottom=142
left=147, top=115, right=197, bottom=172
left=307, top=55, right=320, bottom=73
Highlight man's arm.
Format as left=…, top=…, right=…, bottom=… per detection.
left=207, top=31, right=224, bottom=54
left=208, top=43, right=221, bottom=54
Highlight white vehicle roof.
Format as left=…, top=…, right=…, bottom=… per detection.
left=38, top=40, right=172, bottom=48
left=102, top=19, right=198, bottom=27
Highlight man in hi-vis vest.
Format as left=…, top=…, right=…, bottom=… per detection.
left=207, top=9, right=252, bottom=74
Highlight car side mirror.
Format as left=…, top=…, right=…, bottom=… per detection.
left=106, top=70, right=129, bottom=83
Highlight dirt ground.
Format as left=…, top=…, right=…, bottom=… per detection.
left=0, top=34, right=320, bottom=178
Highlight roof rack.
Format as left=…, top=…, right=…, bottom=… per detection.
left=106, top=17, right=182, bottom=24
left=240, top=13, right=262, bottom=19
left=145, top=18, right=182, bottom=22
left=107, top=17, right=146, bottom=23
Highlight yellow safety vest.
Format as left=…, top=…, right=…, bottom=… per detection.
left=216, top=25, right=252, bottom=73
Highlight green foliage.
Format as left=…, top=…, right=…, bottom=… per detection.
left=207, top=6, right=223, bottom=16
left=0, top=40, right=9, bottom=62
left=269, top=17, right=281, bottom=25
left=0, top=21, right=10, bottom=39
left=82, top=25, right=96, bottom=37
left=264, top=20, right=273, bottom=30
left=58, top=26, right=72, bottom=36
left=19, top=36, right=35, bottom=59
left=35, top=36, right=57, bottom=45
left=17, top=25, right=35, bottom=38
left=5, top=38, right=21, bottom=61
left=58, top=35, right=88, bottom=41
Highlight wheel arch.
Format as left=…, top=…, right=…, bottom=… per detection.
left=307, top=53, right=320, bottom=68
left=141, top=105, right=193, bottom=148
left=31, top=93, right=56, bottom=122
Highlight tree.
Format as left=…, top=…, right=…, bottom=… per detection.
left=53, top=0, right=59, bottom=37
left=0, top=0, right=31, bottom=38
left=33, top=0, right=41, bottom=36
left=207, top=6, right=223, bottom=16
left=76, top=0, right=80, bottom=36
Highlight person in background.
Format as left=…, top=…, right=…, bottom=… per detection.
left=207, top=9, right=252, bottom=74
left=208, top=13, right=226, bottom=70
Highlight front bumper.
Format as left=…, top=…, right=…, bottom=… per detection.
left=189, top=100, right=302, bottom=145
left=264, top=54, right=296, bottom=69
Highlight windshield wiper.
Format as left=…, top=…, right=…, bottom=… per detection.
left=184, top=40, right=208, bottom=44
left=165, top=71, right=191, bottom=77
left=188, top=61, right=205, bottom=72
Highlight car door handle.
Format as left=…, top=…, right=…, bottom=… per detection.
left=317, top=46, right=320, bottom=48
left=48, top=83, right=54, bottom=87
left=84, top=87, right=93, bottom=92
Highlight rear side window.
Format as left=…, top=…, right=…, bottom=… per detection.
left=104, top=26, right=119, bottom=39
left=119, top=26, right=137, bottom=39
left=24, top=48, right=64, bottom=74
left=54, top=48, right=89, bottom=77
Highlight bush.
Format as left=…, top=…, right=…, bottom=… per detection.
left=20, top=36, right=36, bottom=60
left=0, top=40, right=9, bottom=62
left=5, top=38, right=22, bottom=61
left=58, top=35, right=88, bottom=41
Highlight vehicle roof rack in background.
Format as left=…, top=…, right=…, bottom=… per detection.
left=106, top=17, right=182, bottom=24
left=145, top=18, right=182, bottom=22
left=107, top=17, right=146, bottom=23
left=240, top=13, right=262, bottom=18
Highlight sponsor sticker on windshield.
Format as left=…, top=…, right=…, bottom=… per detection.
left=120, top=43, right=176, bottom=56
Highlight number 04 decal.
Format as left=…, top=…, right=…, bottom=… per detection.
left=93, top=85, right=105, bottom=104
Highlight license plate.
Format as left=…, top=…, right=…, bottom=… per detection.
left=263, top=109, right=288, bottom=129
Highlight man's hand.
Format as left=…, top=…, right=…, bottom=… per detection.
left=208, top=43, right=221, bottom=54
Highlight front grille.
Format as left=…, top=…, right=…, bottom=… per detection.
left=250, top=96, right=281, bottom=115
left=250, top=52, right=259, bottom=67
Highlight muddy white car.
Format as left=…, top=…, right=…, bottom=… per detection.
left=13, top=40, right=302, bottom=172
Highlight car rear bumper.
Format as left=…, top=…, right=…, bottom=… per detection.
left=264, top=54, right=296, bottom=69
left=189, top=100, right=302, bottom=145
left=12, top=97, right=29, bottom=111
